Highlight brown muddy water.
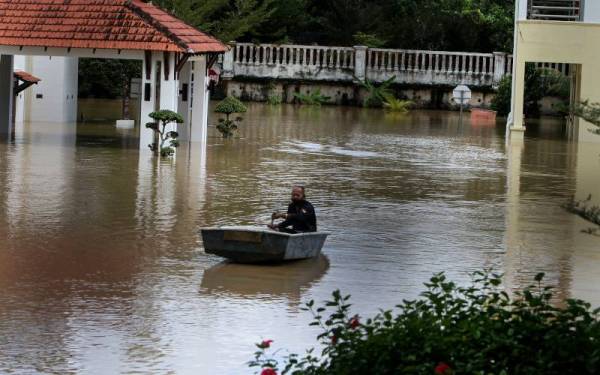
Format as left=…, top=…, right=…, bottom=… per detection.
left=0, top=103, right=599, bottom=374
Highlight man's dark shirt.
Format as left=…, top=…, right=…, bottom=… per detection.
left=278, top=200, right=317, bottom=233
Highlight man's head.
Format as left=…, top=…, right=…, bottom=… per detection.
left=291, top=186, right=306, bottom=203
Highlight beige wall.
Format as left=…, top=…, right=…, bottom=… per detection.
left=512, top=20, right=600, bottom=142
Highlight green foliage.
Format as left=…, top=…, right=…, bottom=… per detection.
left=214, top=97, right=247, bottom=138
left=78, top=58, right=141, bottom=99
left=152, top=0, right=276, bottom=42
left=491, top=75, right=512, bottom=116
left=382, top=94, right=412, bottom=113
left=358, top=76, right=395, bottom=108
left=293, top=89, right=331, bottom=106
left=146, top=110, right=183, bottom=157
left=267, top=94, right=283, bottom=105
left=149, top=110, right=184, bottom=124
left=249, top=270, right=600, bottom=374
left=215, top=96, right=248, bottom=115
left=152, top=1, right=513, bottom=52
left=353, top=32, right=386, bottom=48
left=491, top=65, right=571, bottom=118
left=572, top=101, right=600, bottom=135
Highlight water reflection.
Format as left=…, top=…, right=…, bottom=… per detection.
left=201, top=255, right=330, bottom=303
left=0, top=105, right=598, bottom=373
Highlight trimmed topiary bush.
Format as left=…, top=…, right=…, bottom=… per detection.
left=146, top=110, right=183, bottom=157
left=214, top=96, right=248, bottom=138
left=250, top=271, right=600, bottom=375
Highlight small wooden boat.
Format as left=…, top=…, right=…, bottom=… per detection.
left=200, top=226, right=330, bottom=263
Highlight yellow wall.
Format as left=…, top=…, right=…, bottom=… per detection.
left=513, top=20, right=600, bottom=142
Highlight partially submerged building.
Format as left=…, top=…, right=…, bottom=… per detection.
left=0, top=0, right=227, bottom=147
left=510, top=0, right=600, bottom=142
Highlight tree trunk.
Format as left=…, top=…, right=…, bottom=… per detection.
left=122, top=78, right=130, bottom=120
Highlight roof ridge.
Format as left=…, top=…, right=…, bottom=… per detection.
left=126, top=0, right=224, bottom=54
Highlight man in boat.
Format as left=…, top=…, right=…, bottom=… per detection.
left=268, top=186, right=317, bottom=233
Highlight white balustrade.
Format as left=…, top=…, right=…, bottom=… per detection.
left=224, top=42, right=514, bottom=87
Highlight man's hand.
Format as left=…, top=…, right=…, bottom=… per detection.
left=267, top=224, right=279, bottom=231
left=271, top=212, right=287, bottom=220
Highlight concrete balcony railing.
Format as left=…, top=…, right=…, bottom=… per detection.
left=528, top=0, right=583, bottom=21
left=222, top=43, right=514, bottom=88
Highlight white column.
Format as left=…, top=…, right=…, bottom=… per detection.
left=0, top=54, right=14, bottom=138
left=159, top=51, right=179, bottom=136
left=189, top=56, right=209, bottom=144
left=140, top=51, right=159, bottom=150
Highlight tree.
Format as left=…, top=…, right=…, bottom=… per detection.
left=214, top=96, right=248, bottom=138
left=146, top=110, right=184, bottom=156
left=152, top=0, right=277, bottom=42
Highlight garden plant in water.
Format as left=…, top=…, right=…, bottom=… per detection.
left=145, top=110, right=183, bottom=157
left=214, top=96, right=248, bottom=138
left=249, top=271, right=600, bottom=374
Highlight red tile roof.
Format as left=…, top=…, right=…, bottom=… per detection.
left=0, top=0, right=227, bottom=54
left=14, top=70, right=41, bottom=83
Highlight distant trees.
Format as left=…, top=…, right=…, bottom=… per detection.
left=153, top=0, right=515, bottom=52
left=79, top=1, right=516, bottom=100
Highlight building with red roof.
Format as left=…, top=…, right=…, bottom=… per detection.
left=0, top=0, right=228, bottom=147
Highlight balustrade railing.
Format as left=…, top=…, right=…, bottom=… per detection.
left=528, top=0, right=583, bottom=21
left=366, top=49, right=495, bottom=76
left=233, top=43, right=355, bottom=69
left=221, top=43, right=515, bottom=87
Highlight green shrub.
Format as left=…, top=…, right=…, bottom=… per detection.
left=382, top=94, right=413, bottom=113
left=491, top=75, right=512, bottom=117
left=358, top=76, right=395, bottom=108
left=214, top=96, right=248, bottom=138
left=145, top=110, right=183, bottom=157
left=491, top=65, right=571, bottom=118
left=267, top=94, right=283, bottom=106
left=573, top=100, right=600, bottom=136
left=250, top=271, right=600, bottom=375
left=293, top=89, right=331, bottom=106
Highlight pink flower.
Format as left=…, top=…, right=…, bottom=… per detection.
left=435, top=362, right=452, bottom=375
left=261, top=368, right=277, bottom=375
left=260, top=339, right=273, bottom=349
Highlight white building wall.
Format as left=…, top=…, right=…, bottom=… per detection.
left=583, top=2, right=600, bottom=23
left=13, top=55, right=27, bottom=123
left=16, top=56, right=78, bottom=123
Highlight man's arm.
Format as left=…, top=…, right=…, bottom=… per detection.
left=277, top=204, right=296, bottom=229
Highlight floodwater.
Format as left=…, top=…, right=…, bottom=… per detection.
left=0, top=103, right=599, bottom=374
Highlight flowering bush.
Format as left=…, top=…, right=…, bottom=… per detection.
left=249, top=271, right=600, bottom=374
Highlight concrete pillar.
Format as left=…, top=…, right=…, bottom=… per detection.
left=140, top=51, right=159, bottom=150
left=189, top=56, right=209, bottom=144
left=222, top=42, right=235, bottom=80
left=177, top=61, right=192, bottom=141
left=0, top=55, right=14, bottom=138
left=493, top=52, right=507, bottom=86
left=508, top=58, right=526, bottom=134
left=353, top=46, right=368, bottom=82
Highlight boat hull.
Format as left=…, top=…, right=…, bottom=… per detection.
left=200, top=226, right=329, bottom=263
